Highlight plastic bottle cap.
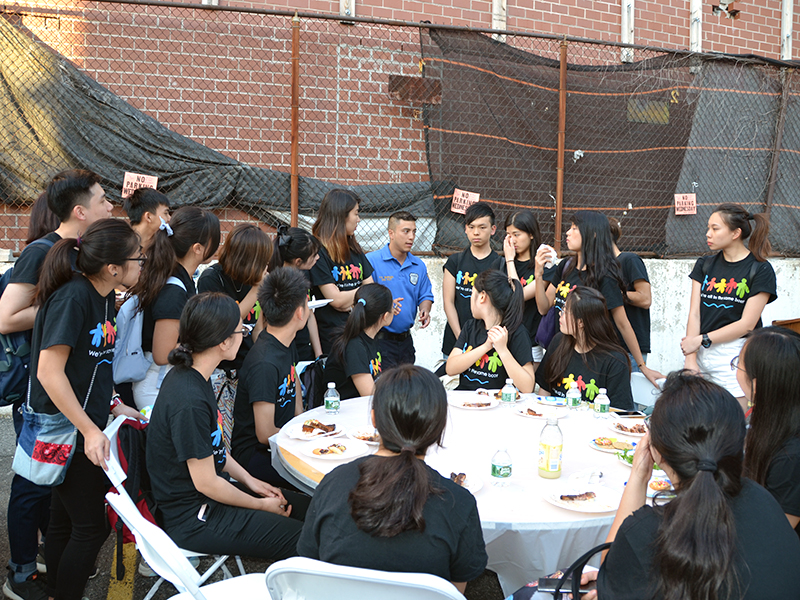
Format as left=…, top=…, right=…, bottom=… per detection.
left=569, top=381, right=578, bottom=389
left=327, top=383, right=335, bottom=389
left=599, top=388, right=607, bottom=394
left=506, top=379, right=513, bottom=384
left=547, top=417, right=558, bottom=425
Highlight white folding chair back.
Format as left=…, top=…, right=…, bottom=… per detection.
left=631, top=372, right=661, bottom=409
left=106, top=492, right=205, bottom=599
left=265, top=556, right=465, bottom=600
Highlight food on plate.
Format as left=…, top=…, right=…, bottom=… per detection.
left=476, top=388, right=490, bottom=396
left=495, top=389, right=521, bottom=401
left=312, top=443, right=346, bottom=456
left=559, top=491, right=597, bottom=502
left=526, top=408, right=544, bottom=417
left=463, top=401, right=491, bottom=408
left=449, top=472, right=467, bottom=487
left=614, top=422, right=647, bottom=434
left=594, top=437, right=614, bottom=447
left=616, top=449, right=634, bottom=465
left=612, top=440, right=635, bottom=451
left=649, top=479, right=672, bottom=492
left=353, top=431, right=380, bottom=443
left=302, top=419, right=335, bottom=434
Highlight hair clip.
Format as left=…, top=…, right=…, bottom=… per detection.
left=159, top=217, right=173, bottom=236
left=357, top=298, right=367, bottom=306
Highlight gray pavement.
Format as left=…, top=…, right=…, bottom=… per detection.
left=0, top=414, right=504, bottom=600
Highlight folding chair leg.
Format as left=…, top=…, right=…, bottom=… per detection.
left=234, top=555, right=246, bottom=576
left=142, top=576, right=166, bottom=600
left=198, top=555, right=231, bottom=585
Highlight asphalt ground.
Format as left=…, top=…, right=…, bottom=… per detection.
left=0, top=413, right=505, bottom=600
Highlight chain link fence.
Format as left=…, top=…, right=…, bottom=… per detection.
left=1, top=0, right=799, bottom=257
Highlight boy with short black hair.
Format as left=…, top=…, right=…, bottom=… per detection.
left=122, top=188, right=171, bottom=251
left=441, top=201, right=504, bottom=355
left=230, top=267, right=310, bottom=486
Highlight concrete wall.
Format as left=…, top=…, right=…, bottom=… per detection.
left=411, top=257, right=800, bottom=376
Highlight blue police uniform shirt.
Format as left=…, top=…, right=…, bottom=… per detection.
left=366, top=244, right=434, bottom=334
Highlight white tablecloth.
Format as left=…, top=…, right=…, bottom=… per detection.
left=270, top=391, right=638, bottom=595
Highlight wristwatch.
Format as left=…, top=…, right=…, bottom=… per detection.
left=701, top=333, right=712, bottom=348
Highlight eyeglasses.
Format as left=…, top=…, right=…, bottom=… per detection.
left=235, top=324, right=254, bottom=337
left=730, top=355, right=745, bottom=372
left=124, top=255, right=147, bottom=267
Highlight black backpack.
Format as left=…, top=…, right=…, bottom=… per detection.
left=302, top=355, right=328, bottom=410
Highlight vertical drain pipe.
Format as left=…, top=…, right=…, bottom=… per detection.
left=554, top=36, right=568, bottom=252
left=290, top=12, right=301, bottom=227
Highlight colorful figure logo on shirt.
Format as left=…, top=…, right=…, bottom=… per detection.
left=585, top=379, right=600, bottom=400
left=370, top=353, right=383, bottom=377
left=212, top=409, right=226, bottom=465
left=520, top=274, right=535, bottom=287
left=464, top=344, right=503, bottom=373
left=89, top=319, right=116, bottom=348
left=701, top=271, right=752, bottom=309
left=332, top=263, right=363, bottom=283
left=456, top=271, right=477, bottom=287
left=277, top=365, right=297, bottom=407
left=556, top=281, right=575, bottom=299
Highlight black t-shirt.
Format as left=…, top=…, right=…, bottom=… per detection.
left=29, top=275, right=116, bottom=451
left=536, top=333, right=633, bottom=410
left=297, top=456, right=488, bottom=583
left=291, top=269, right=314, bottom=362
left=543, top=259, right=624, bottom=333
left=454, top=319, right=532, bottom=391
left=597, top=479, right=800, bottom=600
left=765, top=435, right=800, bottom=537
left=142, top=265, right=196, bottom=353
left=146, top=366, right=227, bottom=528
left=10, top=232, right=62, bottom=286
left=324, top=332, right=381, bottom=400
left=442, top=249, right=504, bottom=354
left=616, top=252, right=651, bottom=354
left=197, top=263, right=258, bottom=372
left=689, top=253, right=777, bottom=334
left=309, top=246, right=374, bottom=353
left=503, top=258, right=542, bottom=347
left=231, top=333, right=299, bottom=468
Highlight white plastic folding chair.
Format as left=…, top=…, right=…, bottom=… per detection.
left=103, top=416, right=245, bottom=599
left=106, top=492, right=266, bottom=600
left=265, top=556, right=466, bottom=600
left=631, top=372, right=661, bottom=410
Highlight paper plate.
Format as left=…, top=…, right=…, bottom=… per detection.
left=300, top=438, right=370, bottom=461
left=608, top=420, right=647, bottom=438
left=284, top=422, right=342, bottom=441
left=588, top=438, right=636, bottom=454
left=544, top=486, right=622, bottom=513
left=447, top=396, right=499, bottom=410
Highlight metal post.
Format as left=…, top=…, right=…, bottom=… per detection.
left=781, top=0, right=793, bottom=61
left=554, top=36, right=567, bottom=252
left=620, top=0, right=634, bottom=63
left=765, top=69, right=792, bottom=220
left=290, top=12, right=300, bottom=228
left=492, top=0, right=507, bottom=43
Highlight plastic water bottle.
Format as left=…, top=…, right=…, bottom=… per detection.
left=594, top=388, right=610, bottom=419
left=491, top=447, right=512, bottom=486
left=324, top=382, right=340, bottom=415
left=566, top=381, right=581, bottom=410
left=538, top=418, right=563, bottom=479
left=500, top=378, right=517, bottom=408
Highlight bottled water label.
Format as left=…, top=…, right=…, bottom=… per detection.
left=491, top=464, right=512, bottom=478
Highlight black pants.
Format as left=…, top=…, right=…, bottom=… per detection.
left=247, top=446, right=303, bottom=492
left=45, top=451, right=110, bottom=600
left=377, top=335, right=415, bottom=371
left=165, top=490, right=309, bottom=562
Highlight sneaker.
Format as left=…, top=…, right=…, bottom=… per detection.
left=3, top=571, right=48, bottom=600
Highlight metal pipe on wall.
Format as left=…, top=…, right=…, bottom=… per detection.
left=782, top=0, right=793, bottom=61
left=290, top=12, right=300, bottom=227
left=554, top=36, right=567, bottom=252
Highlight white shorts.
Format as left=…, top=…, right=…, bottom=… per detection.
left=131, top=352, right=172, bottom=410
left=532, top=345, right=545, bottom=363
left=696, top=338, right=745, bottom=398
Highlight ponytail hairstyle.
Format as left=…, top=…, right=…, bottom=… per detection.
left=742, top=327, right=800, bottom=486
left=330, top=283, right=392, bottom=366
left=473, top=269, right=524, bottom=332
left=649, top=371, right=745, bottom=600
left=168, top=292, right=240, bottom=368
left=565, top=211, right=626, bottom=298
left=269, top=224, right=320, bottom=271
left=713, top=203, right=771, bottom=262
left=311, top=189, right=364, bottom=264
left=349, top=365, right=447, bottom=537
left=504, top=210, right=542, bottom=269
left=26, top=192, right=60, bottom=245
left=218, top=223, right=272, bottom=286
left=542, top=286, right=629, bottom=391
left=129, top=206, right=220, bottom=311
left=35, top=219, right=140, bottom=305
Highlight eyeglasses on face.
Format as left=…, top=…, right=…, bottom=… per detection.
left=123, top=255, right=147, bottom=267
left=235, top=324, right=254, bottom=337
left=730, top=355, right=745, bottom=372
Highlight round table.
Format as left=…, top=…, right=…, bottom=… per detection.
left=270, top=391, right=641, bottom=595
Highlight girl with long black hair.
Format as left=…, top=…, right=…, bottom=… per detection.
left=30, top=219, right=143, bottom=600
left=446, top=269, right=535, bottom=392
left=269, top=225, right=322, bottom=361
left=310, top=189, right=374, bottom=354
left=534, top=210, right=662, bottom=386
left=579, top=372, right=800, bottom=600
left=324, top=283, right=393, bottom=399
left=298, top=365, right=487, bottom=593
left=737, top=327, right=800, bottom=534
left=681, top=203, right=776, bottom=410
left=128, top=206, right=220, bottom=409
left=502, top=210, right=545, bottom=368
left=536, top=286, right=633, bottom=410
left=146, top=292, right=308, bottom=562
